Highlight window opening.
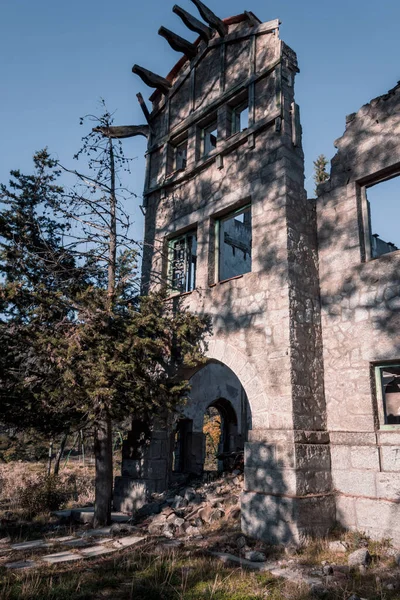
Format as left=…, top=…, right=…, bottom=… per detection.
left=202, top=121, right=218, bottom=156
left=366, top=176, right=400, bottom=258
left=375, top=364, right=400, bottom=425
left=168, top=231, right=197, bottom=293
left=172, top=419, right=193, bottom=472
left=232, top=103, right=249, bottom=134
left=217, top=205, right=252, bottom=281
left=203, top=406, right=222, bottom=472
left=175, top=140, right=187, bottom=171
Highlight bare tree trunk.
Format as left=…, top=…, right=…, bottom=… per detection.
left=80, top=429, right=85, bottom=466
left=53, top=433, right=68, bottom=475
left=107, top=137, right=117, bottom=311
left=94, top=419, right=113, bottom=527
left=93, top=137, right=117, bottom=527
left=47, top=439, right=53, bottom=476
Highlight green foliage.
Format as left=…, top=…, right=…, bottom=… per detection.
left=0, top=146, right=210, bottom=435
left=313, top=154, right=329, bottom=195
left=17, top=474, right=68, bottom=517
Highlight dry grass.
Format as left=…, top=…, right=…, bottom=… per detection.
left=1, top=464, right=400, bottom=599
left=0, top=461, right=95, bottom=514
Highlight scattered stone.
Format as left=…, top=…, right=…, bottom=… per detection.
left=176, top=495, right=189, bottom=508
left=137, top=502, right=161, bottom=517
left=48, top=535, right=75, bottom=543
left=245, top=550, right=267, bottom=562
left=236, top=535, right=247, bottom=549
left=328, top=540, right=348, bottom=553
left=63, top=539, right=90, bottom=548
left=5, top=560, right=37, bottom=569
left=348, top=549, right=371, bottom=567
left=81, top=527, right=112, bottom=538
left=11, top=539, right=51, bottom=551
left=311, top=584, right=328, bottom=597
left=185, top=526, right=200, bottom=537
left=0, top=537, right=11, bottom=545
left=110, top=523, right=137, bottom=536
left=322, top=565, right=333, bottom=575
left=148, top=521, right=164, bottom=535
left=395, top=553, right=400, bottom=566
left=183, top=488, right=197, bottom=502
left=385, top=583, right=396, bottom=590
left=71, top=508, right=95, bottom=525
left=80, top=545, right=117, bottom=558
left=347, top=595, right=361, bottom=600
left=43, top=552, right=82, bottom=564
left=112, top=535, right=145, bottom=549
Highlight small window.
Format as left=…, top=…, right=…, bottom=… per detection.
left=375, top=364, right=400, bottom=425
left=175, top=140, right=187, bottom=171
left=232, top=103, right=249, bottom=134
left=202, top=121, right=218, bottom=156
left=216, top=205, right=252, bottom=281
left=365, top=175, right=400, bottom=259
left=168, top=231, right=197, bottom=293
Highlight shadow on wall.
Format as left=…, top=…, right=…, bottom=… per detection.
left=241, top=442, right=295, bottom=544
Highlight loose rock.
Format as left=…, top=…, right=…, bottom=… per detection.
left=245, top=550, right=266, bottom=562
left=348, top=549, right=371, bottom=567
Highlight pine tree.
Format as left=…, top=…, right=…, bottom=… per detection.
left=0, top=131, right=211, bottom=525
left=313, top=154, right=329, bottom=195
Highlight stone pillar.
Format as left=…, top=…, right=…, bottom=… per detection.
left=113, top=418, right=170, bottom=513
left=242, top=430, right=335, bottom=544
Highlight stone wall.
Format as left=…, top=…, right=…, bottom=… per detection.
left=316, top=82, right=400, bottom=544
left=132, top=12, right=335, bottom=543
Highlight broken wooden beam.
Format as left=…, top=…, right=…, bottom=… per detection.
left=189, top=0, right=227, bottom=37
left=158, top=26, right=198, bottom=59
left=244, top=11, right=261, bottom=27
left=132, top=64, right=172, bottom=96
left=173, top=5, right=213, bottom=43
left=136, top=93, right=152, bottom=126
left=93, top=125, right=150, bottom=139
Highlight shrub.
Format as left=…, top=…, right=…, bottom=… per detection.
left=17, top=474, right=68, bottom=517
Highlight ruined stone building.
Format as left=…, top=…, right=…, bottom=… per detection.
left=111, top=1, right=400, bottom=545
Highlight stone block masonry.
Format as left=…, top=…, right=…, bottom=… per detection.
left=112, top=2, right=400, bottom=546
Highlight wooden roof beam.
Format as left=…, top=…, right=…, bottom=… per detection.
left=93, top=125, right=150, bottom=139
left=158, top=26, right=198, bottom=59
left=172, top=5, right=213, bottom=44
left=189, top=0, right=227, bottom=38
left=132, top=64, right=172, bottom=96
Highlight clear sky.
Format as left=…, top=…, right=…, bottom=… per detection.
left=1, top=0, right=399, bottom=244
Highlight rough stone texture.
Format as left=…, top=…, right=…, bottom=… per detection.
left=317, top=81, right=400, bottom=545
left=116, top=8, right=400, bottom=547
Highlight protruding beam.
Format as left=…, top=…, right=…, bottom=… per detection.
left=173, top=5, right=212, bottom=43
left=158, top=26, right=198, bottom=59
left=93, top=125, right=150, bottom=139
left=189, top=0, right=227, bottom=37
left=136, top=93, right=152, bottom=126
left=244, top=11, right=261, bottom=27
left=132, top=64, right=172, bottom=96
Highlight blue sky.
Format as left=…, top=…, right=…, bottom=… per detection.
left=1, top=0, right=399, bottom=244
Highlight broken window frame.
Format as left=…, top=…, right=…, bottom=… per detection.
left=167, top=230, right=197, bottom=294
left=215, top=204, right=252, bottom=283
left=231, top=101, right=249, bottom=135
left=374, top=363, right=400, bottom=429
left=167, top=133, right=188, bottom=176
left=174, top=139, right=188, bottom=172
left=201, top=120, right=218, bottom=157
left=360, top=173, right=400, bottom=261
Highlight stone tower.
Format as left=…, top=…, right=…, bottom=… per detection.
left=114, top=1, right=335, bottom=543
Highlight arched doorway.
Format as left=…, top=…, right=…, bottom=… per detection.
left=203, top=397, right=240, bottom=473
left=171, top=361, right=250, bottom=480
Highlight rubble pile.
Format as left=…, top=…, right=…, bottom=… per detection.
left=133, top=470, right=243, bottom=541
